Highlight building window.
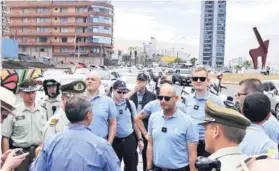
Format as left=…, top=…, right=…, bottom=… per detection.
left=23, top=8, right=28, bottom=13
left=37, top=18, right=49, bottom=23
left=22, top=18, right=28, bottom=23
left=21, top=37, right=27, bottom=42
left=75, top=7, right=85, bottom=13
left=60, top=47, right=68, bottom=52
left=37, top=8, right=48, bottom=13
left=61, top=37, right=68, bottom=43
left=93, top=27, right=99, bottom=32
left=22, top=28, right=28, bottom=32
left=92, top=47, right=100, bottom=53
left=60, top=17, right=68, bottom=23
left=22, top=46, right=27, bottom=52
left=93, top=17, right=99, bottom=22
left=75, top=17, right=83, bottom=23
left=37, top=37, right=48, bottom=43
left=60, top=8, right=68, bottom=13
left=37, top=27, right=48, bottom=32
left=40, top=48, right=46, bottom=52
left=75, top=28, right=83, bottom=33
left=60, top=28, right=68, bottom=33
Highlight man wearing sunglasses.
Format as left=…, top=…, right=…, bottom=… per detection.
left=42, top=80, right=86, bottom=141
left=236, top=78, right=279, bottom=147
left=1, top=87, right=29, bottom=171
left=85, top=71, right=117, bottom=144
left=184, top=66, right=224, bottom=157
left=239, top=93, right=278, bottom=159
left=111, top=80, right=143, bottom=171
left=135, top=79, right=187, bottom=142
left=146, top=84, right=199, bottom=171
left=2, top=79, right=48, bottom=171
left=199, top=100, right=251, bottom=171
left=124, top=73, right=156, bottom=171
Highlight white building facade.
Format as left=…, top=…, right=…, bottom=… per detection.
left=199, top=0, right=227, bottom=68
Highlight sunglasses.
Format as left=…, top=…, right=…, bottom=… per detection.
left=157, top=96, right=174, bottom=101
left=237, top=154, right=269, bottom=171
left=117, top=91, right=127, bottom=94
left=192, top=77, right=207, bottom=82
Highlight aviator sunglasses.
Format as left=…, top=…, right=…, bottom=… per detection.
left=192, top=77, right=207, bottom=82
left=117, top=91, right=127, bottom=94
left=157, top=96, right=174, bottom=101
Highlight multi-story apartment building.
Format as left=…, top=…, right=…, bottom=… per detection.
left=5, top=0, right=113, bottom=64
left=199, top=0, right=226, bottom=67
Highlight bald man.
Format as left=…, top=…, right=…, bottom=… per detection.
left=146, top=84, right=199, bottom=171
left=85, top=71, right=117, bottom=144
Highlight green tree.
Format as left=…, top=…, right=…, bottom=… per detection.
left=242, top=60, right=252, bottom=69
left=234, top=65, right=242, bottom=73
left=175, top=57, right=182, bottom=64
left=190, top=57, right=198, bottom=66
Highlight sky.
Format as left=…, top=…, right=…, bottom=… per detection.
left=112, top=0, right=279, bottom=66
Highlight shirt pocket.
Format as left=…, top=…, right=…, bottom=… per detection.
left=14, top=120, right=28, bottom=139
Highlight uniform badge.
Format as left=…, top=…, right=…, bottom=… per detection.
left=50, top=119, right=58, bottom=126
left=194, top=105, right=199, bottom=110
left=15, top=115, right=25, bottom=121
left=73, top=83, right=85, bottom=91
left=119, top=110, right=123, bottom=114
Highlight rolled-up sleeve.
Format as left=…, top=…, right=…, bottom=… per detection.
left=185, top=117, right=199, bottom=143
left=130, top=100, right=137, bottom=117
left=108, top=98, right=117, bottom=119
left=2, top=114, right=13, bottom=138
left=147, top=115, right=154, bottom=137
left=142, top=101, right=153, bottom=116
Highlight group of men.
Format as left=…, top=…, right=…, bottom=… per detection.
left=1, top=65, right=279, bottom=171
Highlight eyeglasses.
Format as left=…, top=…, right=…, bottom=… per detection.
left=235, top=92, right=248, bottom=97
left=192, top=77, right=207, bottom=82
left=237, top=154, right=269, bottom=171
left=157, top=96, right=174, bottom=101
left=117, top=91, right=127, bottom=94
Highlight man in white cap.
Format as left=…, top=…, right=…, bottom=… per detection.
left=0, top=87, right=29, bottom=171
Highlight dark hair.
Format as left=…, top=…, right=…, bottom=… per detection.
left=242, top=92, right=270, bottom=122
left=65, top=95, right=92, bottom=123
left=239, top=78, right=263, bottom=94
left=220, top=124, right=246, bottom=144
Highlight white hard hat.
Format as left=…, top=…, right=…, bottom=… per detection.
left=0, top=87, right=16, bottom=109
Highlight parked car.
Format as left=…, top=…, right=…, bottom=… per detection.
left=262, top=80, right=279, bottom=117
left=172, top=69, right=192, bottom=86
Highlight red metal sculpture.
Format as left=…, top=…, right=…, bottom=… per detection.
left=249, top=27, right=269, bottom=69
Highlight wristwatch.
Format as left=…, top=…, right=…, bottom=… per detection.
left=138, top=138, right=143, bottom=141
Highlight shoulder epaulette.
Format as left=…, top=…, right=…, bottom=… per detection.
left=50, top=118, right=58, bottom=126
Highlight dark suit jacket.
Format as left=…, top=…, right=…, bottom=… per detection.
left=130, top=89, right=156, bottom=129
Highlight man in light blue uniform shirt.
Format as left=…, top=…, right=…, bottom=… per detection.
left=236, top=78, right=279, bottom=145
left=239, top=93, right=278, bottom=159
left=85, top=71, right=117, bottom=144
left=30, top=95, right=120, bottom=171
left=184, top=66, right=224, bottom=157
left=111, top=80, right=143, bottom=171
left=146, top=84, right=199, bottom=171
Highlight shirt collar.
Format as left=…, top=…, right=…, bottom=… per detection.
left=68, top=123, right=92, bottom=131
left=137, top=89, right=146, bottom=96
left=193, top=91, right=211, bottom=100
left=160, top=108, right=179, bottom=119
left=87, top=91, right=102, bottom=101
left=115, top=99, right=126, bottom=106
left=249, top=123, right=263, bottom=131
left=21, top=103, right=40, bottom=113
left=209, top=146, right=243, bottom=160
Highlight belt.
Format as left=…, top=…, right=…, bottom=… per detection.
left=154, top=165, right=188, bottom=171
left=13, top=145, right=38, bottom=151
left=114, top=132, right=135, bottom=142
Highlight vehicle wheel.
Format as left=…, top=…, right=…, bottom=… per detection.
left=276, top=104, right=279, bottom=119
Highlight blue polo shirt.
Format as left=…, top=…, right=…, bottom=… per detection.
left=115, top=100, right=137, bottom=138
left=240, top=123, right=278, bottom=159
left=142, top=99, right=187, bottom=116
left=89, top=94, right=117, bottom=139
left=148, top=109, right=199, bottom=169
left=263, top=114, right=279, bottom=144
left=185, top=92, right=224, bottom=140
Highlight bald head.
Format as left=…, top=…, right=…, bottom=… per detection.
left=85, top=71, right=101, bottom=92
left=86, top=71, right=101, bottom=82
left=160, top=83, right=176, bottom=96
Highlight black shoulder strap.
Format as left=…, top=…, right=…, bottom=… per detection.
left=126, top=99, right=134, bottom=130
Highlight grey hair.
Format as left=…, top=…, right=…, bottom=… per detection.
left=65, top=95, right=92, bottom=123
left=220, top=124, right=246, bottom=144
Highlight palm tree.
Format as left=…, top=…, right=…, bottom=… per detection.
left=242, top=60, right=252, bottom=69
left=190, top=57, right=198, bottom=66
left=234, top=65, right=242, bottom=73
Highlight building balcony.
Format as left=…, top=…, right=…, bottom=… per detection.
left=53, top=52, right=104, bottom=57
left=51, top=32, right=112, bottom=37
left=18, top=41, right=112, bottom=48
left=9, top=12, right=52, bottom=18
left=15, top=32, right=52, bottom=36
left=52, top=22, right=87, bottom=27
left=10, top=22, right=52, bottom=27
left=19, top=42, right=52, bottom=46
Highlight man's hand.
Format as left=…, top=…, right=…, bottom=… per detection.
left=1, top=150, right=11, bottom=165
left=134, top=84, right=141, bottom=92
left=1, top=150, right=29, bottom=170
left=138, top=140, right=144, bottom=153
left=35, top=144, right=43, bottom=157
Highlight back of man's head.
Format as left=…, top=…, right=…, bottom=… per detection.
left=239, top=78, right=263, bottom=94
left=242, top=92, right=270, bottom=123
left=65, top=95, right=92, bottom=123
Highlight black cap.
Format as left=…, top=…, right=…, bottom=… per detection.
left=19, top=78, right=38, bottom=92
left=137, top=73, right=148, bottom=81
left=60, top=80, right=86, bottom=98
left=43, top=79, right=60, bottom=86
left=113, top=80, right=128, bottom=91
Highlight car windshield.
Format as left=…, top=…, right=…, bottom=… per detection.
left=180, top=70, right=192, bottom=74
left=75, top=68, right=92, bottom=74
